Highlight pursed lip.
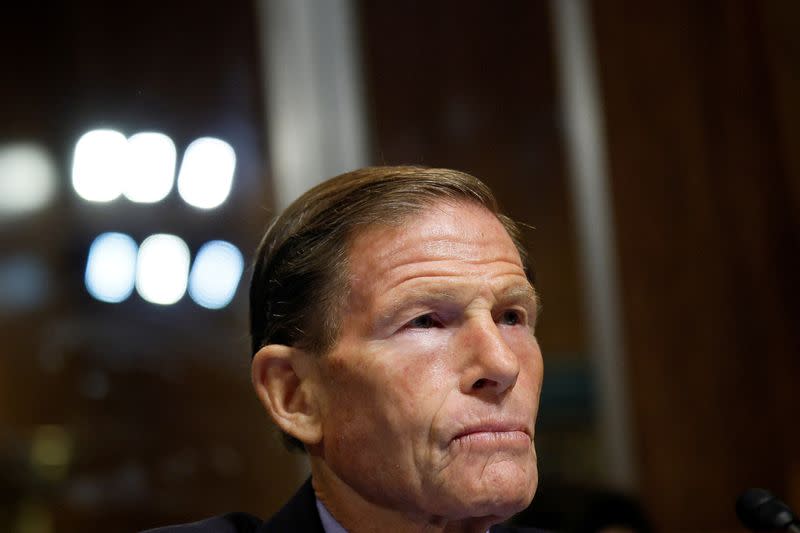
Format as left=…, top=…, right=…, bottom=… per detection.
left=451, top=421, right=532, bottom=442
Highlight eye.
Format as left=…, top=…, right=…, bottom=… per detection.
left=406, top=313, right=441, bottom=329
left=498, top=309, right=524, bottom=326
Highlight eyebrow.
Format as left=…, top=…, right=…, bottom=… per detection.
left=500, top=284, right=541, bottom=314
left=376, top=288, right=459, bottom=322
left=376, top=283, right=540, bottom=325
left=497, top=285, right=541, bottom=329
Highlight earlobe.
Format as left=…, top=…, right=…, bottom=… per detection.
left=251, top=345, right=323, bottom=446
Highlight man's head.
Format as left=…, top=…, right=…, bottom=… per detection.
left=250, top=166, right=543, bottom=529
left=250, top=166, right=533, bottom=357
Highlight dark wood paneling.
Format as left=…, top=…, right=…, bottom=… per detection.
left=592, top=0, right=800, bottom=530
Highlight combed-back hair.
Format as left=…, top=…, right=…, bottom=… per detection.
left=249, top=166, right=534, bottom=450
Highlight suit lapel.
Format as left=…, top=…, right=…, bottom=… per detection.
left=258, top=478, right=326, bottom=533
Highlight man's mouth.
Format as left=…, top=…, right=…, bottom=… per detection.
left=451, top=423, right=532, bottom=448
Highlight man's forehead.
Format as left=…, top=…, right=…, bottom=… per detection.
left=344, top=201, right=528, bottom=309
left=349, top=201, right=518, bottom=260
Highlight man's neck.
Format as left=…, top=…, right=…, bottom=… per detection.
left=309, top=456, right=498, bottom=533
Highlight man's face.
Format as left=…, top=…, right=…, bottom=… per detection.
left=313, top=200, right=543, bottom=522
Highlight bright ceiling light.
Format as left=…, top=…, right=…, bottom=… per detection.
left=123, top=132, right=176, bottom=203
left=188, top=240, right=244, bottom=309
left=0, top=143, right=57, bottom=217
left=84, top=233, right=138, bottom=303
left=176, top=137, right=236, bottom=209
left=72, top=129, right=128, bottom=202
left=135, top=234, right=190, bottom=305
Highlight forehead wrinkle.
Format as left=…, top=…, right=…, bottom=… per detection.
left=394, top=235, right=521, bottom=266
left=353, top=223, right=521, bottom=271
left=376, top=273, right=536, bottom=319
left=349, top=243, right=525, bottom=296
left=372, top=257, right=527, bottom=308
left=346, top=203, right=523, bottom=278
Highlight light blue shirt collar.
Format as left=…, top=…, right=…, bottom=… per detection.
left=315, top=496, right=491, bottom=533
left=316, top=497, right=348, bottom=533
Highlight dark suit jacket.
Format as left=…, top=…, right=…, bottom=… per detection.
left=141, top=478, right=545, bottom=532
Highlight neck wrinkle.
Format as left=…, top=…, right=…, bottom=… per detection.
left=310, top=456, right=495, bottom=533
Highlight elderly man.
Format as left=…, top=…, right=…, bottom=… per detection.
left=148, top=166, right=544, bottom=533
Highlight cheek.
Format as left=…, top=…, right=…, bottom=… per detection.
left=320, top=332, right=459, bottom=458
left=503, top=330, right=543, bottom=386
left=321, top=344, right=426, bottom=432
left=321, top=370, right=387, bottom=466
left=387, top=333, right=455, bottom=402
left=323, top=353, right=386, bottom=419
left=342, top=336, right=454, bottom=434
left=502, top=328, right=541, bottom=362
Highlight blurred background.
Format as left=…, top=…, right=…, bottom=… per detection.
left=0, top=1, right=797, bottom=532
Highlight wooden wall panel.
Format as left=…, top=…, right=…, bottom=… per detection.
left=591, top=0, right=800, bottom=530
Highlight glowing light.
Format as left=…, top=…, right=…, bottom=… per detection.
left=72, top=129, right=128, bottom=202
left=84, top=233, right=138, bottom=303
left=188, top=240, right=244, bottom=309
left=123, top=132, right=176, bottom=203
left=0, top=143, right=57, bottom=216
left=136, top=234, right=190, bottom=305
left=30, top=424, right=72, bottom=483
left=176, top=137, right=236, bottom=209
left=30, top=425, right=72, bottom=468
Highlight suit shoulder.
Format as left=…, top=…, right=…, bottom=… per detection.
left=140, top=512, right=263, bottom=533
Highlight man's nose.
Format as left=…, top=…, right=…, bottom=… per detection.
left=458, top=316, right=520, bottom=396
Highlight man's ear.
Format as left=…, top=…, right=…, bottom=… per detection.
left=251, top=344, right=323, bottom=446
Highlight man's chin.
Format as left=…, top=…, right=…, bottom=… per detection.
left=433, top=466, right=538, bottom=521
left=466, top=484, right=536, bottom=521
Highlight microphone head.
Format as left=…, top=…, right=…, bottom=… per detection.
left=736, top=488, right=798, bottom=531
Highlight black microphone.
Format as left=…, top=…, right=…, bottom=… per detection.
left=736, top=488, right=800, bottom=533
